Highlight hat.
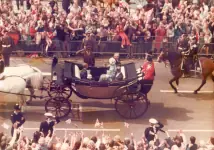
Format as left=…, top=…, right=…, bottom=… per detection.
left=44, top=112, right=53, bottom=117
left=14, top=104, right=21, bottom=110
left=149, top=118, right=158, bottom=124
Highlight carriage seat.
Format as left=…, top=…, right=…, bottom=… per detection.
left=74, top=65, right=81, bottom=79
left=120, top=66, right=126, bottom=79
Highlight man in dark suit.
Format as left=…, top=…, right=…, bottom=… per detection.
left=39, top=113, right=60, bottom=137
left=1, top=31, right=15, bottom=67
left=114, top=65, right=124, bottom=81
left=144, top=118, right=165, bottom=142
left=10, top=104, right=25, bottom=136
left=80, top=63, right=89, bottom=79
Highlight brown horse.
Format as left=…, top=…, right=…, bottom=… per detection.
left=157, top=51, right=214, bottom=94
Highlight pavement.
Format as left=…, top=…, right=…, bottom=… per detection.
left=0, top=56, right=214, bottom=141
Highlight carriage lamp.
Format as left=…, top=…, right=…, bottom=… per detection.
left=53, top=72, right=57, bottom=81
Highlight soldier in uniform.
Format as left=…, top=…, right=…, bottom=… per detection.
left=10, top=104, right=26, bottom=137
left=144, top=118, right=165, bottom=142
left=76, top=30, right=96, bottom=67
left=181, top=37, right=199, bottom=76
left=39, top=113, right=60, bottom=137
left=1, top=31, right=15, bottom=67
left=177, top=34, right=190, bottom=54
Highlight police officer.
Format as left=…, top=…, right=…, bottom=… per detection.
left=10, top=104, right=25, bottom=136
left=1, top=31, right=15, bottom=67
left=177, top=34, right=190, bottom=54
left=181, top=37, right=198, bottom=76
left=144, top=118, right=165, bottom=142
left=39, top=113, right=60, bottom=137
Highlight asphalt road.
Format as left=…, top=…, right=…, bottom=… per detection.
left=0, top=57, right=214, bottom=142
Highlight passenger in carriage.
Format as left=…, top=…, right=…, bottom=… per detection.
left=80, top=63, right=89, bottom=79
left=114, top=65, right=124, bottom=81
left=99, top=57, right=117, bottom=82
left=112, top=53, right=121, bottom=66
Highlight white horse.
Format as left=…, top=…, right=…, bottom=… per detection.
left=0, top=65, right=43, bottom=111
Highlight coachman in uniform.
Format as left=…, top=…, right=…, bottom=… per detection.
left=11, top=104, right=26, bottom=137
left=1, top=31, right=15, bottom=67
left=76, top=30, right=96, bottom=67
left=39, top=113, right=60, bottom=137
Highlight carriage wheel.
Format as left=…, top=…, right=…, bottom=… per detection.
left=48, top=82, right=72, bottom=99
left=114, top=92, right=149, bottom=119
left=45, top=97, right=71, bottom=119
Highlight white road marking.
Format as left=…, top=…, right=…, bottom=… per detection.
left=23, top=128, right=120, bottom=132
left=160, top=90, right=213, bottom=93
left=168, top=130, right=214, bottom=132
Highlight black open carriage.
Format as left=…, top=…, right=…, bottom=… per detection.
left=45, top=60, right=153, bottom=119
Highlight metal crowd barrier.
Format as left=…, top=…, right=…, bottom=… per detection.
left=12, top=37, right=214, bottom=57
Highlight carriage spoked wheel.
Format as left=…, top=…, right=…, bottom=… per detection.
left=45, top=97, right=71, bottom=119
left=48, top=81, right=72, bottom=99
left=114, top=92, right=149, bottom=119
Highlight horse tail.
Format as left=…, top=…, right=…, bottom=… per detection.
left=28, top=67, right=43, bottom=89
left=29, top=72, right=43, bottom=89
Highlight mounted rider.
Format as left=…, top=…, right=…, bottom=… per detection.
left=177, top=34, right=190, bottom=53
left=180, top=35, right=199, bottom=76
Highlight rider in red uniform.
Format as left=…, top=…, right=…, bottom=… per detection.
left=141, top=52, right=155, bottom=80
left=140, top=51, right=155, bottom=96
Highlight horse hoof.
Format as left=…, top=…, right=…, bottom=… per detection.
left=174, top=90, right=178, bottom=93
left=194, top=91, right=198, bottom=94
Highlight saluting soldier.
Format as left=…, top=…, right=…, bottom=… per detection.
left=1, top=31, right=15, bottom=67
left=144, top=118, right=165, bottom=142
left=39, top=113, right=60, bottom=137
left=76, top=30, right=96, bottom=67
left=11, top=104, right=26, bottom=137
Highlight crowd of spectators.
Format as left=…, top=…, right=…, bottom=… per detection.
left=1, top=0, right=214, bottom=56
left=1, top=128, right=214, bottom=150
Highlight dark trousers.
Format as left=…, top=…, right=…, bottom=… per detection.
left=16, top=0, right=24, bottom=10
left=26, top=0, right=31, bottom=10
left=2, top=53, right=10, bottom=67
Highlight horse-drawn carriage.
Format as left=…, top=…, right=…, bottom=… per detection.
left=45, top=60, right=153, bottom=119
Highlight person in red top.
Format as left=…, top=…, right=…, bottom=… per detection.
left=141, top=52, right=155, bottom=80
left=140, top=51, right=155, bottom=96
